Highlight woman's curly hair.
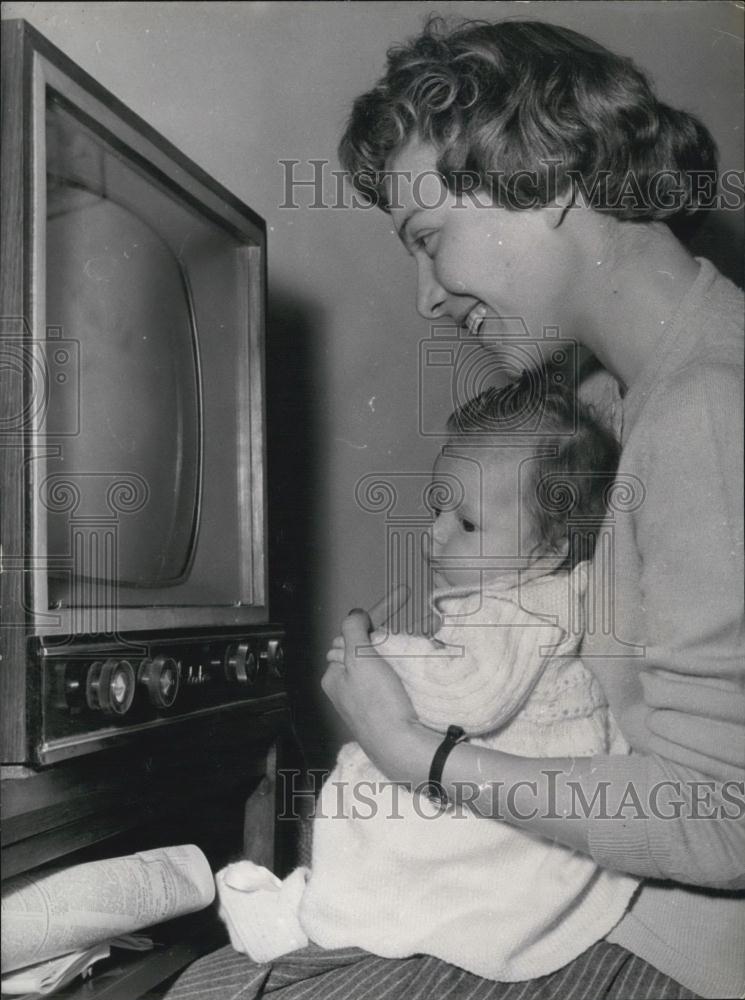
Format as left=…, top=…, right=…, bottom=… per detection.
left=339, top=17, right=717, bottom=224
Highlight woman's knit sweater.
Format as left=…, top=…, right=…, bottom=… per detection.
left=579, top=259, right=744, bottom=999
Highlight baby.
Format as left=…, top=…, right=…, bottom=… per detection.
left=221, top=376, right=639, bottom=981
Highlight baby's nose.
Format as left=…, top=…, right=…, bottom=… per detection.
left=431, top=511, right=452, bottom=546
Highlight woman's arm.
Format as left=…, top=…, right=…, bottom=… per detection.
left=582, top=368, right=745, bottom=888
left=339, top=591, right=566, bottom=735
left=326, top=613, right=744, bottom=889
left=325, top=612, right=594, bottom=849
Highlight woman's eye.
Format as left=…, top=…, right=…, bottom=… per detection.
left=461, top=518, right=476, bottom=533
left=431, top=506, right=442, bottom=519
left=413, top=231, right=437, bottom=255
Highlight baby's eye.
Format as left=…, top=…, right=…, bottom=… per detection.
left=461, top=518, right=476, bottom=533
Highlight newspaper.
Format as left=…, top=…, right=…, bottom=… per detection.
left=1, top=845, right=215, bottom=974
left=0, top=943, right=112, bottom=997
left=0, top=935, right=152, bottom=996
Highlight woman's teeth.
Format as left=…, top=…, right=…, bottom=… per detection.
left=465, top=304, right=488, bottom=337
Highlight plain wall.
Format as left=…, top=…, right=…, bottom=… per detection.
left=3, top=0, right=743, bottom=764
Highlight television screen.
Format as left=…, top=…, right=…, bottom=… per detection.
left=41, top=94, right=265, bottom=615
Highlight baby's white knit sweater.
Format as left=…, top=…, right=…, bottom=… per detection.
left=299, top=566, right=639, bottom=981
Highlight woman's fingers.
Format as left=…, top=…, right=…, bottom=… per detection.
left=344, top=608, right=373, bottom=634
left=367, top=585, right=410, bottom=631
left=320, top=661, right=346, bottom=702
left=335, top=586, right=409, bottom=650
left=341, top=611, right=374, bottom=661
left=326, top=647, right=345, bottom=664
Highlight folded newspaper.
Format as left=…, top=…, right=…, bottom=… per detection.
left=1, top=845, right=215, bottom=976
left=0, top=935, right=152, bottom=996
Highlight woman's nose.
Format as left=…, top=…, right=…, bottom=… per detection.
left=416, top=258, right=447, bottom=320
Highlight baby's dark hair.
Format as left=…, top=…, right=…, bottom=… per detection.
left=447, top=374, right=620, bottom=569
left=339, top=17, right=717, bottom=226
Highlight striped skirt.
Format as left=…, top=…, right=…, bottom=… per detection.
left=162, top=940, right=701, bottom=1000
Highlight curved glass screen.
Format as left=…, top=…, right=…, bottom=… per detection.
left=45, top=98, right=201, bottom=595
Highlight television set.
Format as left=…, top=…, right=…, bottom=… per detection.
left=1, top=20, right=284, bottom=765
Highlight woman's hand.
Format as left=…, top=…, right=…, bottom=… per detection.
left=322, top=594, right=593, bottom=854
left=321, top=590, right=420, bottom=771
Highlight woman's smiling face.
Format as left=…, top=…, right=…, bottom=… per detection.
left=385, top=138, right=583, bottom=347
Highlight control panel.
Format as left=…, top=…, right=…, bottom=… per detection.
left=35, top=629, right=286, bottom=764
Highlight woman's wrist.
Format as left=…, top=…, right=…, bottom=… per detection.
left=444, top=743, right=592, bottom=852
left=368, top=718, right=441, bottom=785
left=367, top=718, right=592, bottom=855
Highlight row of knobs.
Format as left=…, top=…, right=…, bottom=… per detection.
left=65, top=641, right=284, bottom=718
left=67, top=655, right=181, bottom=717
left=223, top=639, right=283, bottom=686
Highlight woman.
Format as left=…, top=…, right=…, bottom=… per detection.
left=167, top=17, right=743, bottom=1000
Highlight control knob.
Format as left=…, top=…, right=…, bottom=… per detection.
left=138, top=655, right=180, bottom=709
left=56, top=662, right=86, bottom=710
left=86, top=658, right=136, bottom=717
left=225, top=641, right=257, bottom=686
left=261, top=639, right=285, bottom=680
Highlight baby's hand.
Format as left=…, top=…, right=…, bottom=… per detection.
left=326, top=635, right=345, bottom=666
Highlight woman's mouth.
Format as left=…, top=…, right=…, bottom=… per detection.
left=463, top=306, right=532, bottom=345
left=463, top=303, right=488, bottom=338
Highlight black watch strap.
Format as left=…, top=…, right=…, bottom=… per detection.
left=427, top=724, right=466, bottom=805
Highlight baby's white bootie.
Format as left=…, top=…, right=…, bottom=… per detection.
left=216, top=861, right=310, bottom=963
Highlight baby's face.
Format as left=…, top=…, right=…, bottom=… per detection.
left=428, top=440, right=536, bottom=588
